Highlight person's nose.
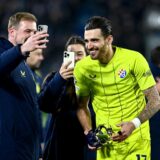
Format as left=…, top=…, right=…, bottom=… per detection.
left=87, top=41, right=94, bottom=50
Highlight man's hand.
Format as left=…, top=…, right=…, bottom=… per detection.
left=21, top=31, right=49, bottom=54
left=112, top=121, right=135, bottom=142
left=155, top=77, right=160, bottom=93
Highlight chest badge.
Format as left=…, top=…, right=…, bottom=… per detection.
left=20, top=70, right=26, bottom=77
left=118, top=69, right=126, bottom=78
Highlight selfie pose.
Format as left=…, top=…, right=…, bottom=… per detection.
left=0, top=12, right=48, bottom=160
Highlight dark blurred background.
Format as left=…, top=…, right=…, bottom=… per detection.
left=1, top=0, right=160, bottom=76
left=1, top=1, right=160, bottom=159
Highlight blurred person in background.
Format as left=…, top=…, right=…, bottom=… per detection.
left=26, top=48, right=44, bottom=94
left=0, top=12, right=48, bottom=160
left=26, top=48, right=48, bottom=158
left=39, top=35, right=96, bottom=160
left=149, top=46, right=160, bottom=93
left=149, top=46, right=160, bottom=160
left=74, top=16, right=160, bottom=160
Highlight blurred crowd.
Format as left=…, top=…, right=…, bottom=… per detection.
left=0, top=0, right=160, bottom=75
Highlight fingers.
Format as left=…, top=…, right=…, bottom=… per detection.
left=88, top=144, right=97, bottom=150
left=33, top=32, right=49, bottom=47
left=118, top=131, right=122, bottom=135
left=112, top=121, right=135, bottom=142
left=35, top=31, right=49, bottom=38
left=62, top=61, right=73, bottom=69
left=30, top=32, right=49, bottom=42
left=61, top=62, right=74, bottom=72
left=156, top=76, right=160, bottom=82
left=111, top=131, right=127, bottom=142
left=22, top=32, right=49, bottom=52
left=61, top=70, right=73, bottom=79
left=34, top=39, right=49, bottom=49
left=59, top=62, right=74, bottom=80
left=111, top=122, right=125, bottom=141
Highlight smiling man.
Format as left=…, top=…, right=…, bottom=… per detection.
left=0, top=12, right=48, bottom=160
left=74, top=16, right=160, bottom=160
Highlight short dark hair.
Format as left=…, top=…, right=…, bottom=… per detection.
left=151, top=46, right=160, bottom=66
left=8, top=12, right=37, bottom=29
left=85, top=16, right=112, bottom=37
left=65, top=35, right=87, bottom=54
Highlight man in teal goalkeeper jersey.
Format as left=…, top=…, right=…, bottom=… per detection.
left=74, top=16, right=160, bottom=160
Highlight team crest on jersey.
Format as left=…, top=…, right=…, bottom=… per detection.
left=118, top=69, right=126, bottom=78
left=20, top=70, right=26, bottom=77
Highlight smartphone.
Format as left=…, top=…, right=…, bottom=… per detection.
left=63, top=51, right=75, bottom=68
left=38, top=25, right=48, bottom=46
left=38, top=25, right=48, bottom=32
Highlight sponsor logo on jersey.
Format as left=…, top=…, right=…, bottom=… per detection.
left=143, top=70, right=152, bottom=77
left=89, top=74, right=96, bottom=79
left=118, top=69, right=126, bottom=78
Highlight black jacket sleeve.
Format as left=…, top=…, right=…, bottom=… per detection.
left=38, top=72, right=67, bottom=113
left=0, top=44, right=25, bottom=76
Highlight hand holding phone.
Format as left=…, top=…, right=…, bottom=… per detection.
left=63, top=51, right=75, bottom=68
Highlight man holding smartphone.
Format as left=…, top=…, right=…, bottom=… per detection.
left=0, top=12, right=48, bottom=160
left=73, top=16, right=160, bottom=160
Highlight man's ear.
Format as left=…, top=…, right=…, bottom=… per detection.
left=105, top=35, right=113, bottom=45
left=8, top=27, right=16, bottom=39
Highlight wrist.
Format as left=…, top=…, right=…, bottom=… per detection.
left=85, top=129, right=101, bottom=148
left=84, top=129, right=92, bottom=135
left=19, top=44, right=29, bottom=57
left=131, top=117, right=141, bottom=128
left=20, top=44, right=26, bottom=53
